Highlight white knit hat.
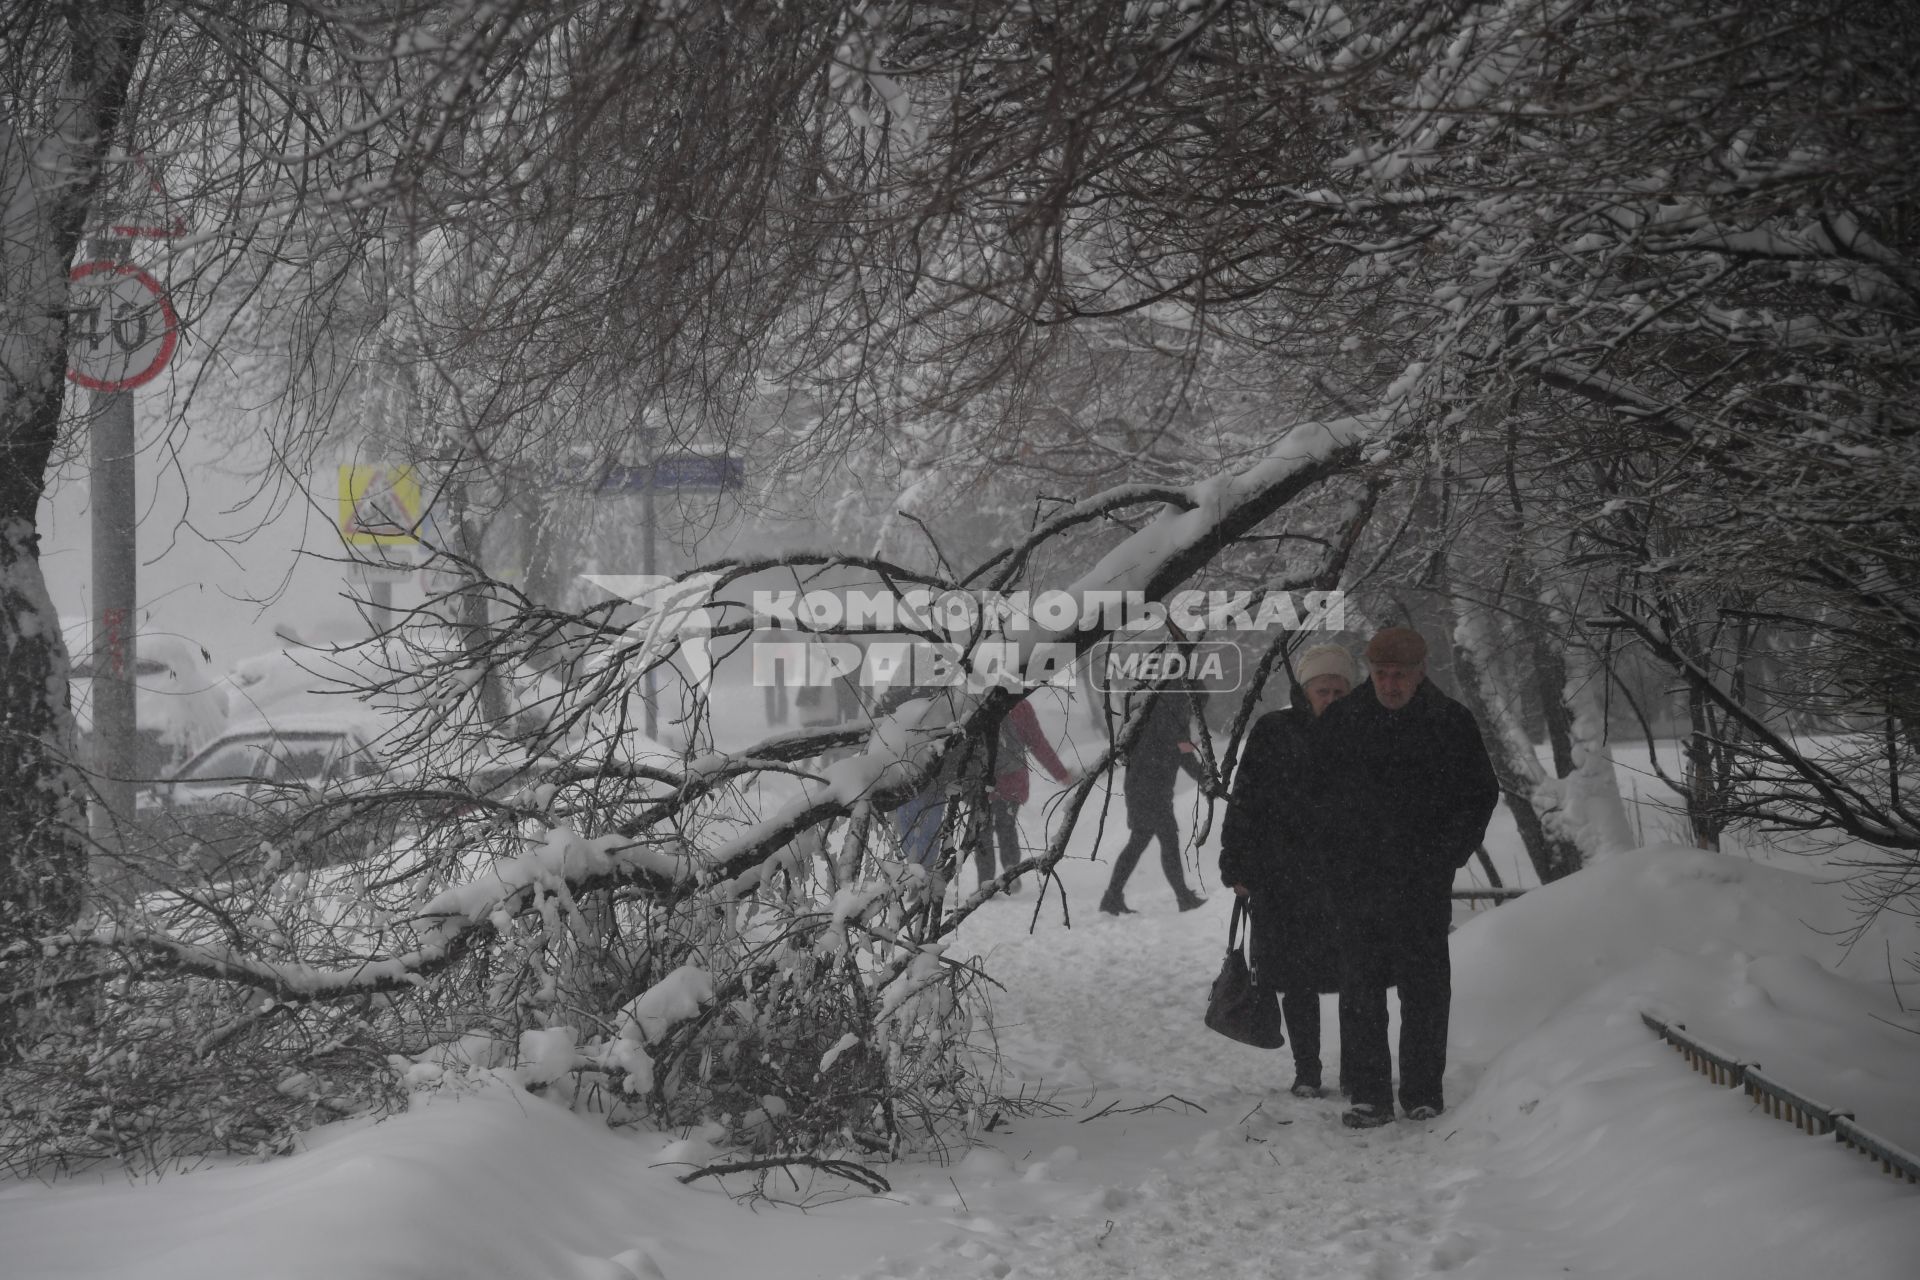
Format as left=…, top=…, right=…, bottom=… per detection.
left=1295, top=643, right=1358, bottom=688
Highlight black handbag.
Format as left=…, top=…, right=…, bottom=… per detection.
left=1204, top=898, right=1285, bottom=1049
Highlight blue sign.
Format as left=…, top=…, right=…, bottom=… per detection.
left=599, top=455, right=745, bottom=492
left=553, top=458, right=607, bottom=487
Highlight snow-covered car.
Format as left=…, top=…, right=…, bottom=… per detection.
left=131, top=712, right=393, bottom=880
left=67, top=628, right=230, bottom=779
left=131, top=708, right=534, bottom=886
left=222, top=640, right=406, bottom=725
left=152, top=713, right=382, bottom=805
left=223, top=624, right=552, bottom=736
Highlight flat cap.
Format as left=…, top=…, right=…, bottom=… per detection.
left=1364, top=626, right=1428, bottom=666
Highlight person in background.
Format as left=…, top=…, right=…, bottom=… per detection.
left=881, top=683, right=953, bottom=895
left=982, top=698, right=1074, bottom=894
left=762, top=625, right=791, bottom=727
left=895, top=788, right=946, bottom=873
left=1310, top=627, right=1499, bottom=1129
left=833, top=636, right=867, bottom=725
left=1099, top=686, right=1208, bottom=915
left=1220, top=643, right=1356, bottom=1098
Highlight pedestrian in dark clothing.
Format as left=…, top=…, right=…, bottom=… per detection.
left=1308, top=627, right=1499, bottom=1128
left=1220, top=644, right=1357, bottom=1097
left=981, top=698, right=1074, bottom=893
left=1100, top=688, right=1208, bottom=915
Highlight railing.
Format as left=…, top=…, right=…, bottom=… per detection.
left=1640, top=1011, right=1920, bottom=1186
left=1448, top=887, right=1530, bottom=903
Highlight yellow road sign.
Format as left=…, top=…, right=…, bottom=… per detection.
left=338, top=464, right=423, bottom=546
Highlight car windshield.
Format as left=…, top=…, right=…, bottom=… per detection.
left=175, top=731, right=351, bottom=788
left=176, top=735, right=275, bottom=783
left=261, top=736, right=340, bottom=786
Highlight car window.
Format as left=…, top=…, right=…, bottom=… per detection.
left=177, top=736, right=275, bottom=783
left=262, top=736, right=342, bottom=787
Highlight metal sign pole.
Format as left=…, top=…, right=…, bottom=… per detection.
left=368, top=576, right=393, bottom=630
left=87, top=236, right=139, bottom=848
left=338, top=463, right=421, bottom=633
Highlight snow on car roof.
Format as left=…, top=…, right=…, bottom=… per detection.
left=208, top=705, right=532, bottom=775
left=212, top=707, right=395, bottom=741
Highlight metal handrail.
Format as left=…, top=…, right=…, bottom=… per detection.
left=1449, top=887, right=1531, bottom=901
left=1742, top=1065, right=1846, bottom=1137
left=1640, top=1011, right=1919, bottom=1186
left=1834, top=1117, right=1920, bottom=1185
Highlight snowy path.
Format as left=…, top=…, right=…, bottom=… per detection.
left=851, top=869, right=1495, bottom=1280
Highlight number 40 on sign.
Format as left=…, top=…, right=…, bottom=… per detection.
left=67, top=261, right=179, bottom=392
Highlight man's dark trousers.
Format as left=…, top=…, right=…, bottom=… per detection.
left=977, top=796, right=1022, bottom=886
left=1338, top=885, right=1451, bottom=1114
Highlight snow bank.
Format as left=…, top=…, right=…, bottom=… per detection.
left=1445, top=844, right=1920, bottom=1279
left=0, top=1085, right=931, bottom=1280
left=1451, top=843, right=1919, bottom=1146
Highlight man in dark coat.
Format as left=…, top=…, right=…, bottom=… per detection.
left=1310, top=627, right=1499, bottom=1128
left=1220, top=643, right=1357, bottom=1096
left=1099, top=687, right=1207, bottom=914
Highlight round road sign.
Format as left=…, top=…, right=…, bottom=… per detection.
left=67, top=260, right=179, bottom=391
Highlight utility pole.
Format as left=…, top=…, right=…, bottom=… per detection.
left=68, top=160, right=181, bottom=850
left=88, top=236, right=139, bottom=848
left=640, top=434, right=658, bottom=742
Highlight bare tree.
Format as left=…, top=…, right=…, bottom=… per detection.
left=2, top=427, right=1371, bottom=1170
left=7, top=0, right=1918, bottom=1173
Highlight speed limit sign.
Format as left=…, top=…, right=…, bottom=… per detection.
left=67, top=260, right=179, bottom=391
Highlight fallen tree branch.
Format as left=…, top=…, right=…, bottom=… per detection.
left=1079, top=1093, right=1208, bottom=1123
left=672, top=1154, right=891, bottom=1193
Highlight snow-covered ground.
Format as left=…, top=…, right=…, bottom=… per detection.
left=5, top=697, right=1918, bottom=1279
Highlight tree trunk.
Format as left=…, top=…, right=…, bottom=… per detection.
left=522, top=488, right=594, bottom=611
left=0, top=518, right=86, bottom=945
left=1548, top=646, right=1637, bottom=861
left=1660, top=598, right=1755, bottom=852
left=0, top=3, right=148, bottom=961
left=1524, top=603, right=1576, bottom=778
left=445, top=476, right=509, bottom=725
left=1449, top=594, right=1584, bottom=883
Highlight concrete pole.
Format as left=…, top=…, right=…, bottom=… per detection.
left=641, top=447, right=658, bottom=742
left=88, top=237, right=139, bottom=848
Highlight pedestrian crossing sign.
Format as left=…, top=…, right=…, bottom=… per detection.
left=338, top=464, right=424, bottom=546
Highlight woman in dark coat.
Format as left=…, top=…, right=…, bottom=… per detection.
left=1219, top=644, right=1356, bottom=1096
